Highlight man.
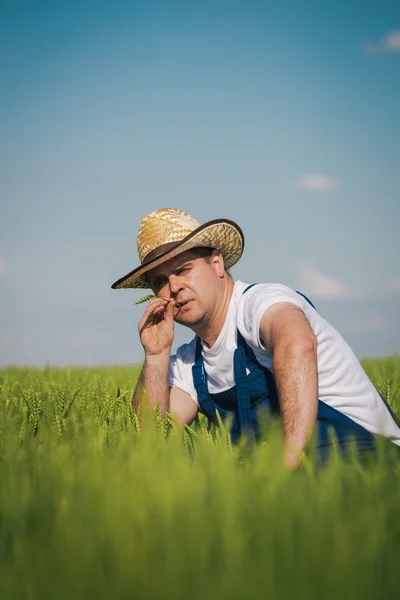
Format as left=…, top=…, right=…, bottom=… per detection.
left=112, top=208, right=400, bottom=468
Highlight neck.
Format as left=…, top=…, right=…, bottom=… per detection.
left=192, top=276, right=235, bottom=347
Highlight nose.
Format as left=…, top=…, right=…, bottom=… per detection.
left=168, top=274, right=183, bottom=296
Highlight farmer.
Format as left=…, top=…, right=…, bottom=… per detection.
left=112, top=208, right=400, bottom=468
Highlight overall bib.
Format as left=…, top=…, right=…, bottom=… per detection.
left=191, top=286, right=377, bottom=462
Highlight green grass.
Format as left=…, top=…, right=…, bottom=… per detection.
left=0, top=358, right=399, bottom=600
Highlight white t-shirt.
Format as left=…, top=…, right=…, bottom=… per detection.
left=169, top=281, right=400, bottom=445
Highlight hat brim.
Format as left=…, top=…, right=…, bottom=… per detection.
left=111, top=219, right=244, bottom=289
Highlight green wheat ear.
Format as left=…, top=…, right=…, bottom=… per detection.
left=135, top=294, right=156, bottom=305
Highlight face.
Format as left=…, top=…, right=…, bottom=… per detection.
left=147, top=249, right=225, bottom=327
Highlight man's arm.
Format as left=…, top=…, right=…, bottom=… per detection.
left=132, top=351, right=170, bottom=416
left=169, top=386, right=198, bottom=426
left=132, top=294, right=198, bottom=424
left=259, top=302, right=318, bottom=469
left=132, top=354, right=198, bottom=425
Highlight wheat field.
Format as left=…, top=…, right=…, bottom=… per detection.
left=1, top=358, right=399, bottom=599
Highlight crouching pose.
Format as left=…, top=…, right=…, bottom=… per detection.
left=112, top=208, right=400, bottom=468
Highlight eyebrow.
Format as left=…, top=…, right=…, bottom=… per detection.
left=152, top=260, right=194, bottom=288
left=175, top=260, right=194, bottom=271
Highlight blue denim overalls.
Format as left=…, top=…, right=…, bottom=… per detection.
left=191, top=285, right=377, bottom=460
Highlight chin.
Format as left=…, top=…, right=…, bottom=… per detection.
left=176, top=316, right=200, bottom=327
left=175, top=309, right=204, bottom=328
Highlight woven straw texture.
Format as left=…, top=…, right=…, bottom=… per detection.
left=137, top=208, right=200, bottom=262
left=113, top=208, right=244, bottom=289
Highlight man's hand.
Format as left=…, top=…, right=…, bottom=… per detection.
left=138, top=297, right=175, bottom=356
left=260, top=302, right=318, bottom=469
left=132, top=297, right=176, bottom=416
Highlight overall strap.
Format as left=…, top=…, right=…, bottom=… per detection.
left=243, top=340, right=280, bottom=411
left=295, top=290, right=317, bottom=311
left=233, top=283, right=259, bottom=445
left=234, top=331, right=256, bottom=447
left=245, top=282, right=317, bottom=311
left=191, top=336, right=218, bottom=419
left=243, top=283, right=257, bottom=294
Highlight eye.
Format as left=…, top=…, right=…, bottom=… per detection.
left=177, top=267, right=191, bottom=275
left=154, top=277, right=168, bottom=290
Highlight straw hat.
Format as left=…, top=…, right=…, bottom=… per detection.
left=111, top=208, right=244, bottom=289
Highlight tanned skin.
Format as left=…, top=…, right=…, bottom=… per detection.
left=260, top=303, right=318, bottom=469
left=133, top=248, right=319, bottom=469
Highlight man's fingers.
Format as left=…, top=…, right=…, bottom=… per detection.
left=145, top=297, right=169, bottom=312
left=140, top=298, right=168, bottom=319
left=138, top=298, right=169, bottom=330
left=164, top=297, right=175, bottom=323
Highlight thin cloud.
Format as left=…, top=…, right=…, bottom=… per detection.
left=0, top=258, right=6, bottom=273
left=294, top=174, right=338, bottom=192
left=297, top=261, right=346, bottom=299
left=363, top=30, right=400, bottom=55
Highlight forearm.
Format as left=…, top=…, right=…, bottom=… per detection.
left=132, top=351, right=171, bottom=417
left=273, top=340, right=318, bottom=468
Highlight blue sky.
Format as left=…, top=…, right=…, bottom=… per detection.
left=0, top=0, right=399, bottom=366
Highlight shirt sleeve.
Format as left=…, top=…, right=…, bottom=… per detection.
left=236, top=283, right=307, bottom=350
left=168, top=340, right=199, bottom=404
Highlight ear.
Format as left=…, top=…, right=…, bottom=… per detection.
left=211, top=250, right=225, bottom=278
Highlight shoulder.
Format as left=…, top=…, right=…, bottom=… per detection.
left=238, top=282, right=304, bottom=319
left=236, top=283, right=308, bottom=349
left=240, top=282, right=302, bottom=303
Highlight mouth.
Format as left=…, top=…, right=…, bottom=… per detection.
left=175, top=299, right=192, bottom=309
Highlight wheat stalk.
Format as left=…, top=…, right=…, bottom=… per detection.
left=135, top=295, right=182, bottom=306
left=135, top=294, right=157, bottom=304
